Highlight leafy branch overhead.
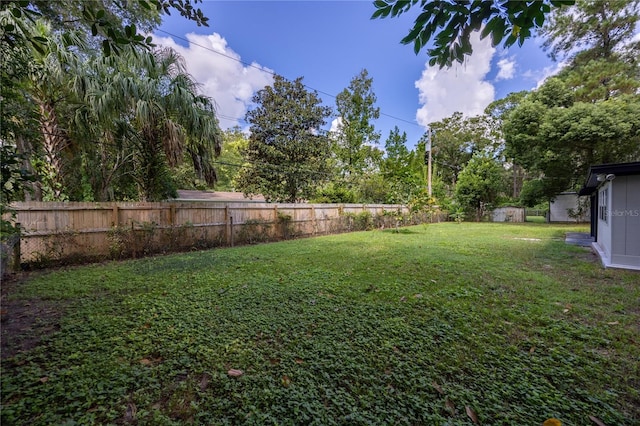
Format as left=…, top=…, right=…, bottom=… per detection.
left=371, top=0, right=575, bottom=68
left=1, top=0, right=209, bottom=56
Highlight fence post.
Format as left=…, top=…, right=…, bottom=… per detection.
left=274, top=205, right=279, bottom=239
left=13, top=223, right=21, bottom=271
left=112, top=205, right=119, bottom=227
left=225, top=205, right=230, bottom=246
left=311, top=205, right=316, bottom=236
left=230, top=216, right=234, bottom=247
left=169, top=204, right=176, bottom=226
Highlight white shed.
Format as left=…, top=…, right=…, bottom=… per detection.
left=579, top=162, right=640, bottom=271
left=549, top=192, right=590, bottom=223
left=492, top=207, right=525, bottom=222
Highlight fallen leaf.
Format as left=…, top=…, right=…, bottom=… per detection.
left=400, top=296, right=407, bottom=302
left=543, top=419, right=562, bottom=426
left=124, top=402, right=137, bottom=422
left=432, top=381, right=444, bottom=395
left=589, top=415, right=607, bottom=426
left=139, top=358, right=152, bottom=366
left=465, top=406, right=479, bottom=424
left=430, top=279, right=437, bottom=283
left=414, top=293, right=423, bottom=298
left=529, top=346, right=536, bottom=354
left=269, top=358, right=281, bottom=365
left=563, top=309, right=570, bottom=313
left=227, top=369, right=244, bottom=377
left=445, top=398, right=456, bottom=416
left=281, top=375, right=291, bottom=387
left=606, top=321, right=619, bottom=325
left=39, top=376, right=49, bottom=383
left=295, top=358, right=304, bottom=364
left=199, top=374, right=210, bottom=391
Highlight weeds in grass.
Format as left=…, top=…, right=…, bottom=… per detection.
left=2, top=223, right=638, bottom=425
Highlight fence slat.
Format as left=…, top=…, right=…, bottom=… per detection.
left=7, top=201, right=443, bottom=266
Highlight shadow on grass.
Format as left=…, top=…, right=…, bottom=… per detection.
left=381, top=228, right=419, bottom=235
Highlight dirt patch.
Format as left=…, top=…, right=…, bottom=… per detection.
left=1, top=273, right=67, bottom=359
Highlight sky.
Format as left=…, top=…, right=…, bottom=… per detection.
left=156, top=1, right=564, bottom=149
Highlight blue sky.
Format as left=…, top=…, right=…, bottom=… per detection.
left=156, top=1, right=562, bottom=148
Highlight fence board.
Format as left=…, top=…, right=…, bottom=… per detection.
left=6, top=201, right=442, bottom=266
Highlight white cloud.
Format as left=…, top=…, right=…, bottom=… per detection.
left=415, top=32, right=496, bottom=127
left=523, top=60, right=568, bottom=89
left=329, top=117, right=343, bottom=133
left=495, top=57, right=516, bottom=81
left=152, top=32, right=274, bottom=130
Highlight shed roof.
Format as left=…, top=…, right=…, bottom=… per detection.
left=578, top=161, right=640, bottom=196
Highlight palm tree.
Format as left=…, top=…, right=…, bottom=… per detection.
left=77, top=47, right=222, bottom=201
left=26, top=22, right=86, bottom=200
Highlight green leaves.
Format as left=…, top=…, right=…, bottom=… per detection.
left=2, top=223, right=639, bottom=424
left=372, top=0, right=576, bottom=68
left=238, top=75, right=332, bottom=202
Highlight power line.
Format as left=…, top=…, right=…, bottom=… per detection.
left=155, top=28, right=423, bottom=130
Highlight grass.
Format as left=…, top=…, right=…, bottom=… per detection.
left=526, top=216, right=547, bottom=223
left=2, top=222, right=639, bottom=425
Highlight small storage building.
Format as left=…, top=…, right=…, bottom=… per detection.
left=578, top=162, right=640, bottom=270
left=491, top=207, right=525, bottom=222
left=549, top=192, right=590, bottom=223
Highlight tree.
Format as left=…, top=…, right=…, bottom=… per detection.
left=455, top=152, right=505, bottom=221
left=214, top=127, right=248, bottom=191
left=1, top=0, right=209, bottom=57
left=0, top=22, right=43, bottom=201
left=428, top=112, right=501, bottom=190
left=21, top=23, right=87, bottom=200
left=371, top=0, right=575, bottom=68
left=503, top=0, right=640, bottom=203
left=540, top=0, right=640, bottom=102
left=504, top=83, right=640, bottom=203
left=237, top=75, right=332, bottom=203
left=333, top=69, right=381, bottom=180
left=485, top=91, right=529, bottom=198
left=1, top=2, right=221, bottom=202
left=484, top=91, right=528, bottom=122
left=0, top=144, right=36, bottom=238
left=540, top=0, right=639, bottom=63
left=76, top=47, right=222, bottom=201
left=382, top=126, right=423, bottom=203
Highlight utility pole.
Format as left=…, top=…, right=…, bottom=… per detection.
left=426, top=128, right=433, bottom=197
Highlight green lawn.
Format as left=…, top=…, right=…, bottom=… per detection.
left=526, top=215, right=547, bottom=223
left=2, top=222, right=639, bottom=425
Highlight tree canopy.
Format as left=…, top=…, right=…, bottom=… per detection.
left=455, top=151, right=504, bottom=220
left=333, top=69, right=382, bottom=179
left=1, top=1, right=222, bottom=202
left=1, top=0, right=208, bottom=56
left=503, top=0, right=640, bottom=204
left=237, top=76, right=332, bottom=203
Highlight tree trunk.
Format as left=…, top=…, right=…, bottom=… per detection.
left=37, top=99, right=70, bottom=200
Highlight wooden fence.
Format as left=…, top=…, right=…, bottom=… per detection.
left=4, top=201, right=445, bottom=268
